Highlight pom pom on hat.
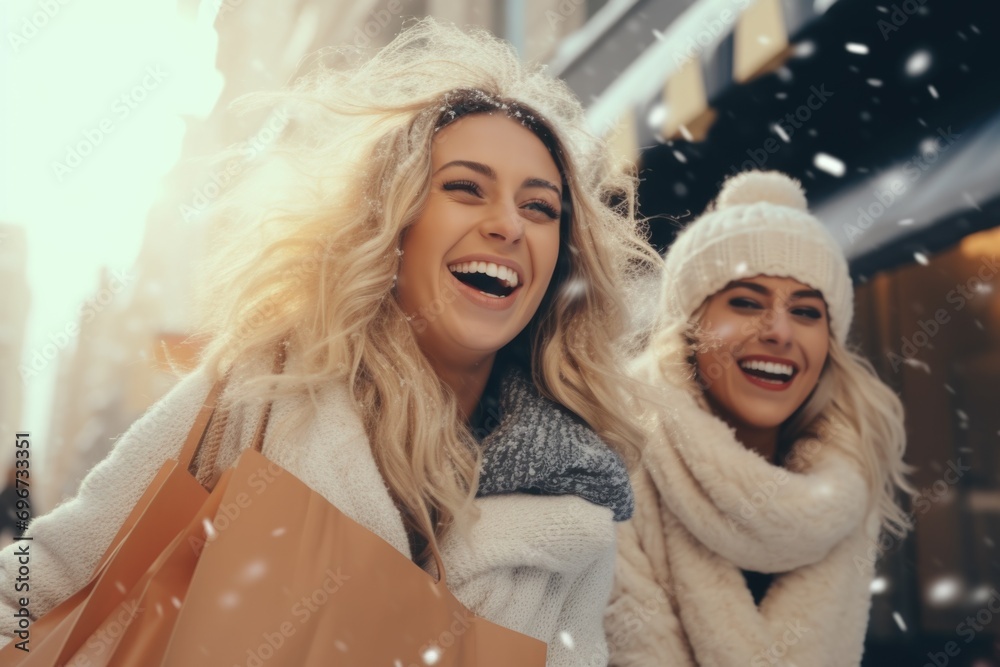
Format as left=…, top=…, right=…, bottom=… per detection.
left=660, top=170, right=854, bottom=343
left=715, top=170, right=808, bottom=211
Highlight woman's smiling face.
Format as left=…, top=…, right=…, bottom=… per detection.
left=694, top=274, right=831, bottom=430
left=395, top=112, right=563, bottom=365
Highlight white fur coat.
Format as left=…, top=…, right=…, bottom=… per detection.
left=0, top=363, right=617, bottom=666
left=605, top=379, right=882, bottom=667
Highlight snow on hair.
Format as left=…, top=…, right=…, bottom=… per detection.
left=189, top=18, right=662, bottom=564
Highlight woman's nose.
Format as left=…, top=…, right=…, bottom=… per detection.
left=480, top=203, right=524, bottom=244
left=757, top=308, right=793, bottom=347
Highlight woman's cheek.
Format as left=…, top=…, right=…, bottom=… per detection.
left=705, top=319, right=744, bottom=354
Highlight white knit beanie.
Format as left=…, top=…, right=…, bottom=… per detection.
left=660, top=170, right=853, bottom=343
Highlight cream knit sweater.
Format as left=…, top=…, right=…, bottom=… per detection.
left=0, top=364, right=617, bottom=666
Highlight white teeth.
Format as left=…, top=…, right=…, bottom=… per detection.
left=739, top=359, right=795, bottom=378
left=447, top=260, right=519, bottom=288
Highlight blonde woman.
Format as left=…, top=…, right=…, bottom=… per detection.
left=605, top=171, right=913, bottom=666
left=0, top=20, right=660, bottom=665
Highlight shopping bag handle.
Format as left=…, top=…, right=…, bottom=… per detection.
left=188, top=337, right=289, bottom=490
left=177, top=338, right=450, bottom=585
left=178, top=379, right=227, bottom=474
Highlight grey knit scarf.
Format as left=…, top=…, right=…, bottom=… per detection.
left=474, top=368, right=634, bottom=522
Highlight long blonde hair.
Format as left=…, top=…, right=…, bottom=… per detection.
left=190, top=19, right=661, bottom=563
left=639, top=307, right=914, bottom=539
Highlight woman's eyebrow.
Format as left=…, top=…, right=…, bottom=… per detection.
left=523, top=177, right=561, bottom=197
left=434, top=159, right=495, bottom=179
left=433, top=160, right=560, bottom=197
left=725, top=281, right=824, bottom=300
left=789, top=289, right=824, bottom=301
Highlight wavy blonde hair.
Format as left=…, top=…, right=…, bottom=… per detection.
left=637, top=303, right=915, bottom=539
left=190, top=19, right=661, bottom=564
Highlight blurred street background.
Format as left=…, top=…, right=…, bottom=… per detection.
left=1, top=0, right=998, bottom=663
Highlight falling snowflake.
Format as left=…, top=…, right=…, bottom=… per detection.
left=892, top=611, right=908, bottom=632
left=560, top=631, right=575, bottom=649
left=793, top=41, right=815, bottom=57
left=928, top=85, right=939, bottom=99
left=422, top=646, right=441, bottom=664
left=902, top=358, right=931, bottom=373
left=906, top=50, right=932, bottom=77
left=845, top=43, right=869, bottom=55
left=928, top=577, right=961, bottom=605
left=870, top=577, right=888, bottom=594
left=241, top=559, right=268, bottom=582
left=218, top=591, right=240, bottom=609
left=913, top=252, right=929, bottom=266
left=813, top=153, right=845, bottom=177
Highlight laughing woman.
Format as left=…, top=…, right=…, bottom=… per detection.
left=0, top=20, right=660, bottom=665
left=605, top=171, right=913, bottom=666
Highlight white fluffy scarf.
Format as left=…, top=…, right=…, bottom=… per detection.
left=606, top=380, right=883, bottom=667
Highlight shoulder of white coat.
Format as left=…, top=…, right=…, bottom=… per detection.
left=442, top=493, right=616, bottom=580
left=257, top=375, right=413, bottom=559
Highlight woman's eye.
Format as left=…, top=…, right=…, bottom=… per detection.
left=793, top=307, right=823, bottom=320
left=730, top=297, right=762, bottom=310
left=442, top=180, right=482, bottom=196
left=524, top=200, right=559, bottom=220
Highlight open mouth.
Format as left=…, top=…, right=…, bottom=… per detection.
left=447, top=261, right=520, bottom=299
left=738, top=359, right=797, bottom=386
